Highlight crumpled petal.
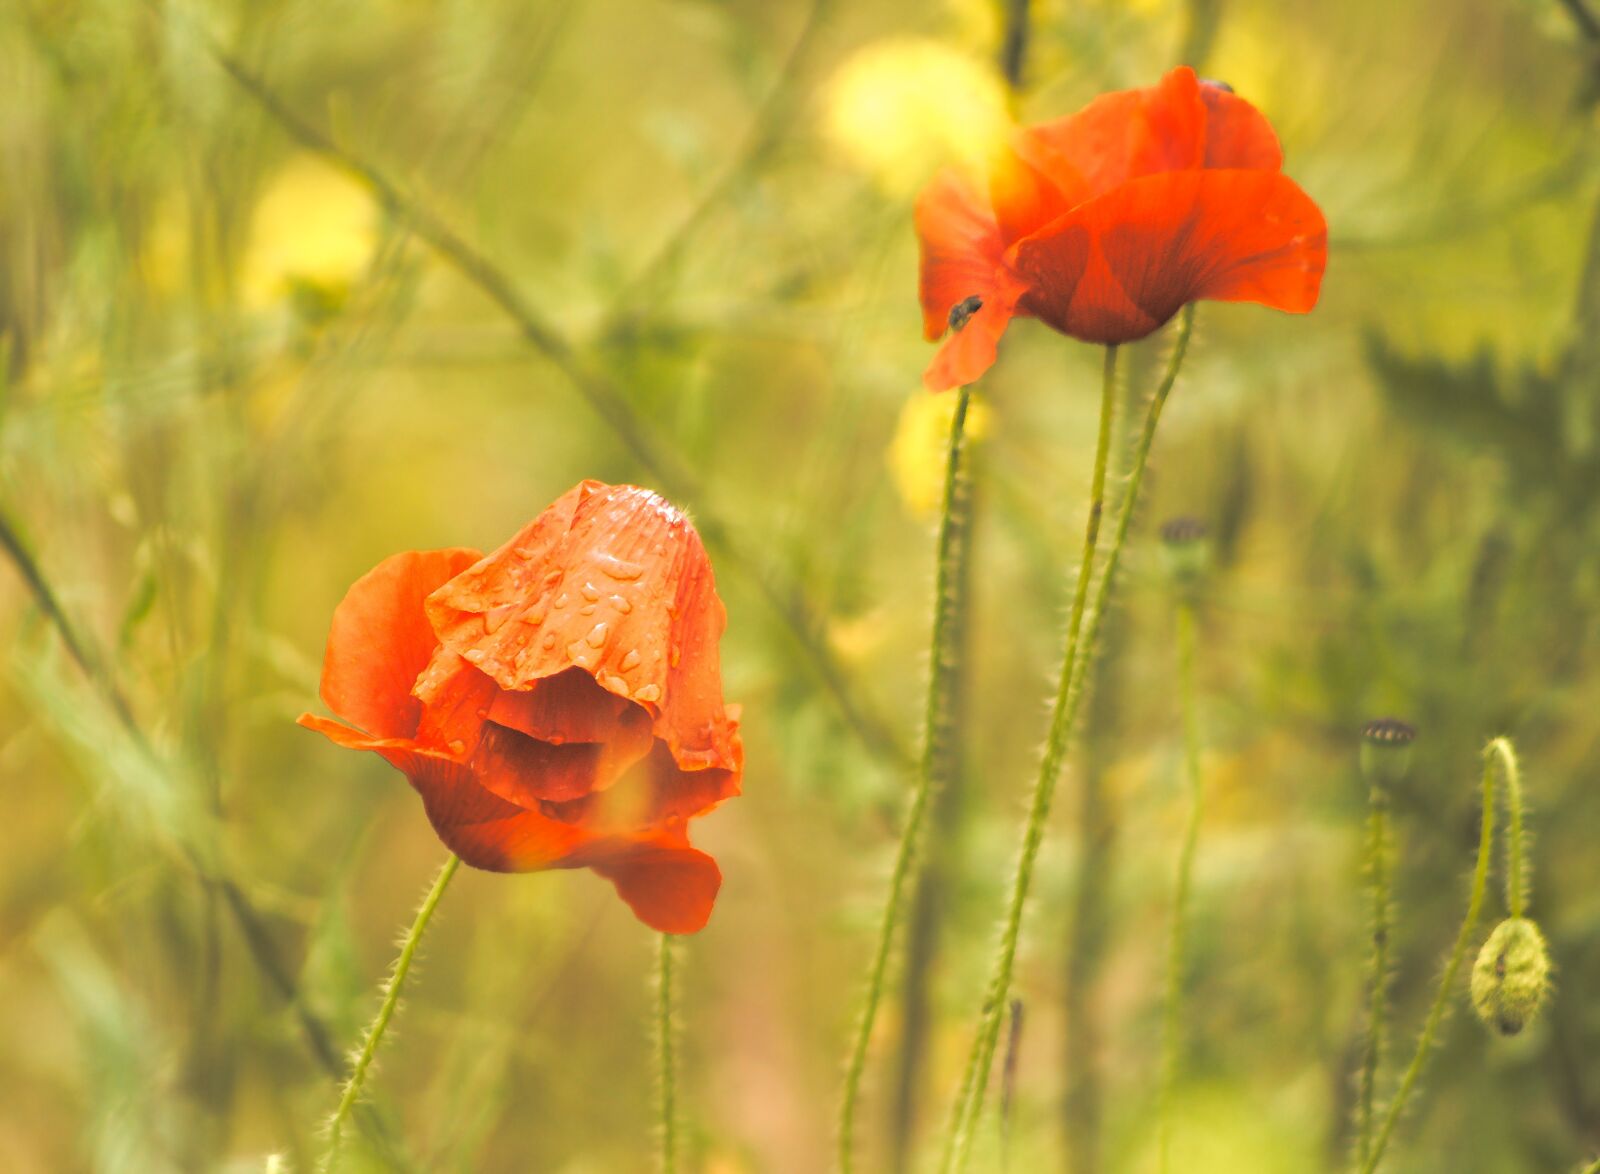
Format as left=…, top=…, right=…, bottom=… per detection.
left=586, top=834, right=722, bottom=934
left=427, top=482, right=740, bottom=774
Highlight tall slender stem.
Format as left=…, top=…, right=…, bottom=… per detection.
left=1361, top=745, right=1503, bottom=1174
left=939, top=345, right=1121, bottom=1172
left=1356, top=793, right=1392, bottom=1167
left=325, top=854, right=461, bottom=1170
left=1492, top=738, right=1528, bottom=920
left=942, top=308, right=1194, bottom=1173
left=1158, top=597, right=1205, bottom=1172
left=656, top=934, right=679, bottom=1174
left=838, top=384, right=976, bottom=1172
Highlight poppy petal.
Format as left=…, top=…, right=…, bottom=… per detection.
left=318, top=548, right=482, bottom=739
left=1199, top=82, right=1283, bottom=171
left=587, top=838, right=722, bottom=934
left=296, top=714, right=590, bottom=870
left=916, top=169, right=1007, bottom=340
left=485, top=666, right=639, bottom=745
left=923, top=285, right=1021, bottom=390
left=538, top=734, right=742, bottom=831
left=1028, top=66, right=1206, bottom=199
left=427, top=483, right=741, bottom=776
left=1010, top=168, right=1326, bottom=344
left=472, top=715, right=655, bottom=807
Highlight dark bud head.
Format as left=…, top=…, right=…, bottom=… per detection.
left=948, top=294, right=984, bottom=333
left=1158, top=515, right=1211, bottom=589
left=1359, top=717, right=1417, bottom=791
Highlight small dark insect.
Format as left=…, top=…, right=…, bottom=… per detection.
left=1201, top=77, right=1234, bottom=93
left=948, top=294, right=983, bottom=332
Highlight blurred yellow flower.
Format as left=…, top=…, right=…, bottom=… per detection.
left=239, top=155, right=379, bottom=311
left=887, top=389, right=992, bottom=516
left=822, top=38, right=1011, bottom=194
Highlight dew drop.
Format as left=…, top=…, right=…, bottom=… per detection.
left=585, top=621, right=609, bottom=648
left=463, top=649, right=487, bottom=665
left=580, top=603, right=598, bottom=615
left=603, top=674, right=630, bottom=697
left=634, top=683, right=662, bottom=704
left=553, top=592, right=570, bottom=609
left=610, top=594, right=632, bottom=614
left=566, top=641, right=598, bottom=670
left=581, top=581, right=601, bottom=602
left=669, top=645, right=681, bottom=667
left=620, top=649, right=642, bottom=671
left=595, top=553, right=645, bottom=581
left=542, top=632, right=557, bottom=649
left=483, top=603, right=516, bottom=634
left=447, top=739, right=467, bottom=756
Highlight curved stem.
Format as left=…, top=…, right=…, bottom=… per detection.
left=656, top=934, right=679, bottom=1174
left=1158, top=597, right=1205, bottom=1172
left=1489, top=738, right=1528, bottom=919
left=325, top=854, right=461, bottom=1171
left=1361, top=746, right=1502, bottom=1173
left=838, top=384, right=976, bottom=1172
left=1356, top=794, right=1392, bottom=1167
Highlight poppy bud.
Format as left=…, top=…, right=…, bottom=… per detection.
left=1158, top=515, right=1211, bottom=589
left=1470, top=917, right=1551, bottom=1036
left=1359, top=718, right=1416, bottom=793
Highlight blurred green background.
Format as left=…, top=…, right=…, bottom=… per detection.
left=3, top=0, right=1599, bottom=1170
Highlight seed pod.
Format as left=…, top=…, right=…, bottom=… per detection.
left=1359, top=717, right=1417, bottom=792
left=1158, top=515, right=1211, bottom=589
left=1470, top=917, right=1551, bottom=1036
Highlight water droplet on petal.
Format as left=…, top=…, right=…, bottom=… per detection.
left=581, top=581, right=601, bottom=602
left=620, top=649, right=642, bottom=671
left=553, top=593, right=570, bottom=609
left=586, top=622, right=609, bottom=648
left=447, top=739, right=467, bottom=756
left=566, top=641, right=598, bottom=670
left=610, top=594, right=632, bottom=614
left=669, top=645, right=681, bottom=667
left=634, top=683, right=662, bottom=704
left=542, top=632, right=557, bottom=649
left=593, top=553, right=645, bottom=580
left=463, top=649, right=487, bottom=665
left=483, top=604, right=516, bottom=634
left=602, top=674, right=630, bottom=697
left=580, top=603, right=598, bottom=615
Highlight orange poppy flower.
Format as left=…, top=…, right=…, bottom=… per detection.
left=298, top=481, right=743, bottom=934
left=917, top=66, right=1327, bottom=390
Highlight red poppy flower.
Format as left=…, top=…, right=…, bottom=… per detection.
left=298, top=481, right=743, bottom=934
left=917, top=66, right=1327, bottom=390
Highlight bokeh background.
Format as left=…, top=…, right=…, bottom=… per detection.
left=3, top=0, right=1599, bottom=1170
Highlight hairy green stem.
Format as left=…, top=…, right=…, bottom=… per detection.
left=1356, top=793, right=1392, bottom=1167
left=325, top=854, right=461, bottom=1170
left=942, top=308, right=1194, bottom=1173
left=1361, top=743, right=1510, bottom=1173
left=657, top=934, right=679, bottom=1174
left=1158, top=598, right=1205, bottom=1172
left=839, top=384, right=975, bottom=1172
left=1492, top=739, right=1528, bottom=919
left=939, top=345, right=1121, bottom=1172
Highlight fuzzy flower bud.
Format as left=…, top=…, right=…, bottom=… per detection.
left=1359, top=717, right=1416, bottom=792
left=1470, top=917, right=1551, bottom=1036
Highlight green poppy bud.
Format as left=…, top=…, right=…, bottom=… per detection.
left=1470, top=917, right=1551, bottom=1036
left=1359, top=717, right=1416, bottom=792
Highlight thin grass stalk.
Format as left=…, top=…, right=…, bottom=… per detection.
left=1360, top=744, right=1504, bottom=1173
left=943, top=307, right=1194, bottom=1173
left=839, top=384, right=976, bottom=1172
left=1356, top=793, right=1391, bottom=1167
left=1157, top=596, right=1205, bottom=1172
left=325, top=854, right=461, bottom=1171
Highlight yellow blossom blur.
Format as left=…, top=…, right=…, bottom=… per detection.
left=239, top=155, right=379, bottom=310
left=887, top=388, right=992, bottom=516
left=822, top=38, right=1011, bottom=194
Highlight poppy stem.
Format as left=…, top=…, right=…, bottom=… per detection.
left=838, top=383, right=975, bottom=1173
left=1361, top=740, right=1512, bottom=1174
left=656, top=933, right=680, bottom=1174
left=1355, top=784, right=1392, bottom=1168
left=942, top=306, right=1195, bottom=1173
left=324, top=853, right=460, bottom=1171
left=1157, top=595, right=1205, bottom=1173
